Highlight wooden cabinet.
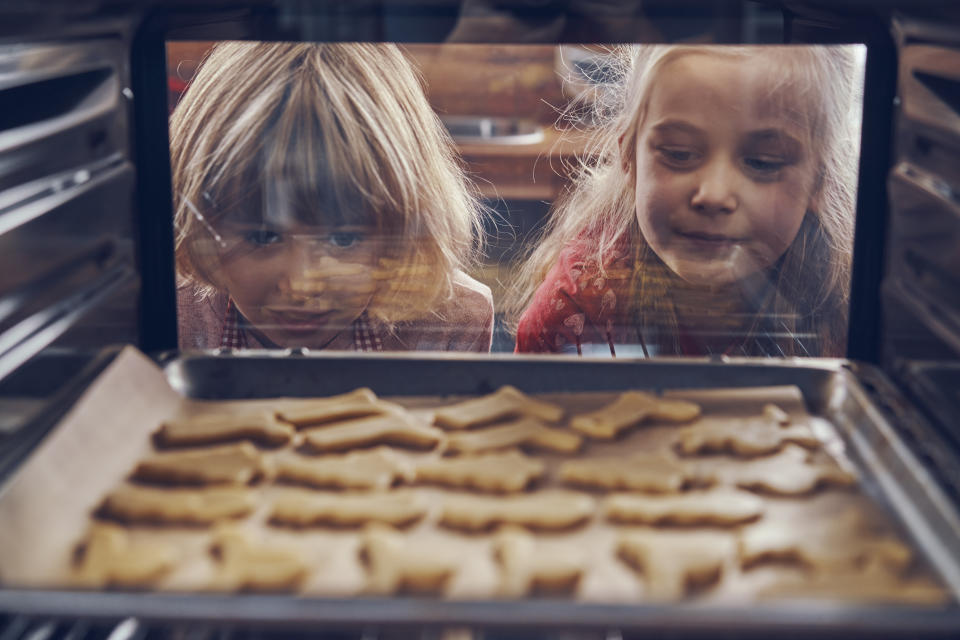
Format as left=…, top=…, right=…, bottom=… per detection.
left=406, top=43, right=590, bottom=202
left=456, top=126, right=591, bottom=201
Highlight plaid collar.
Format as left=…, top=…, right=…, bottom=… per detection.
left=219, top=299, right=382, bottom=352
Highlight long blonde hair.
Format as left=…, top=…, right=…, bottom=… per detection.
left=171, top=42, right=484, bottom=324
left=506, top=45, right=863, bottom=356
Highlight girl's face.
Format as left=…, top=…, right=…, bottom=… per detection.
left=213, top=220, right=381, bottom=348
left=629, top=53, right=820, bottom=287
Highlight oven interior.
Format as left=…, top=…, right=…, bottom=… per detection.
left=0, top=0, right=959, bottom=638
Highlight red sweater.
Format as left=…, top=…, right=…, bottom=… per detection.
left=516, top=239, right=636, bottom=356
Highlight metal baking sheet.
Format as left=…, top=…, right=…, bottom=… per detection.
left=1, top=347, right=959, bottom=637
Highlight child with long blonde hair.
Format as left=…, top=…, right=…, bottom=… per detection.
left=172, top=42, right=493, bottom=352
left=510, top=45, right=863, bottom=357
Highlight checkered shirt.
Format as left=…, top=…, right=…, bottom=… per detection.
left=219, top=299, right=382, bottom=351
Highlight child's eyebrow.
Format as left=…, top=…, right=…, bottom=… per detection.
left=743, top=129, right=804, bottom=153
left=649, top=120, right=704, bottom=137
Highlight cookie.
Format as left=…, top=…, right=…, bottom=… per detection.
left=616, top=530, right=733, bottom=600
left=97, top=485, right=256, bottom=525
left=131, top=442, right=265, bottom=486
left=675, top=405, right=820, bottom=457
left=153, top=412, right=294, bottom=448
left=719, top=445, right=858, bottom=496
left=559, top=452, right=704, bottom=493
left=445, top=417, right=583, bottom=455
left=493, top=526, right=584, bottom=597
left=433, top=386, right=564, bottom=430
left=73, top=523, right=177, bottom=588
left=604, top=489, right=764, bottom=526
left=359, top=524, right=459, bottom=595
left=209, top=526, right=308, bottom=592
left=301, top=412, right=445, bottom=453
left=269, top=490, right=427, bottom=528
left=414, top=450, right=546, bottom=493
left=277, top=388, right=394, bottom=428
left=738, top=510, right=914, bottom=573
left=439, top=490, right=596, bottom=532
left=570, top=391, right=701, bottom=439
left=274, top=447, right=413, bottom=490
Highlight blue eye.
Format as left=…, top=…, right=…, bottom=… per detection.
left=245, top=228, right=282, bottom=246
left=657, top=146, right=699, bottom=167
left=329, top=231, right=362, bottom=248
left=744, top=156, right=786, bottom=173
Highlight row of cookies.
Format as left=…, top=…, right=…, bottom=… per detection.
left=152, top=386, right=840, bottom=471
left=152, top=386, right=701, bottom=456
left=76, top=495, right=943, bottom=604
left=92, top=468, right=902, bottom=579
left=73, top=385, right=941, bottom=603
left=122, top=436, right=858, bottom=499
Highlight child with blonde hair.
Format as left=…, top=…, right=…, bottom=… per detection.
left=510, top=45, right=863, bottom=357
left=172, top=42, right=493, bottom=351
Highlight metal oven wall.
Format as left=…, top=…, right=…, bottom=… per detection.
left=882, top=8, right=960, bottom=455
left=0, top=5, right=142, bottom=471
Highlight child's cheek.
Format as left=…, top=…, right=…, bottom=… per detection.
left=750, top=177, right=812, bottom=262
left=219, top=253, right=287, bottom=302
left=633, top=163, right=678, bottom=244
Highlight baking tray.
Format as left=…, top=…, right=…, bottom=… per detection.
left=1, top=348, right=959, bottom=638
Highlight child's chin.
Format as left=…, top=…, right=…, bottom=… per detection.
left=665, top=249, right=771, bottom=289
left=262, top=327, right=341, bottom=350
left=668, top=260, right=756, bottom=288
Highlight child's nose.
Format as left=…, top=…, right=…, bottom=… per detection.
left=690, top=159, right=738, bottom=215
left=276, top=238, right=318, bottom=295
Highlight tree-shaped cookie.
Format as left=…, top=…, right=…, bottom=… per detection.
left=154, top=412, right=294, bottom=448
left=559, top=452, right=704, bottom=493
left=360, top=524, right=459, bottom=595
left=675, top=403, right=820, bottom=457
left=718, top=445, right=858, bottom=495
left=616, top=530, right=734, bottom=600
left=604, top=489, right=764, bottom=526
left=433, top=386, right=564, bottom=429
left=445, top=417, right=583, bottom=455
left=301, top=412, right=444, bottom=453
left=97, top=485, right=256, bottom=525
left=131, top=442, right=265, bottom=486
left=440, top=490, right=596, bottom=532
left=73, top=523, right=177, bottom=588
left=269, top=490, right=427, bottom=528
left=739, top=509, right=914, bottom=574
left=570, top=391, right=701, bottom=439
left=277, top=388, right=400, bottom=428
left=492, top=526, right=584, bottom=597
left=414, top=450, right=546, bottom=493
left=274, top=447, right=413, bottom=490
left=209, top=526, right=308, bottom=591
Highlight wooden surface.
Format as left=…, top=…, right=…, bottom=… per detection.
left=457, top=126, right=592, bottom=201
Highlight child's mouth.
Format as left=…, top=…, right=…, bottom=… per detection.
left=265, top=308, right=334, bottom=332
left=675, top=231, right=745, bottom=252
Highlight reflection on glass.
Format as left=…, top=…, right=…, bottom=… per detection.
left=168, top=42, right=864, bottom=357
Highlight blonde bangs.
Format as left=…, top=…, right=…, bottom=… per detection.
left=171, top=41, right=485, bottom=319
